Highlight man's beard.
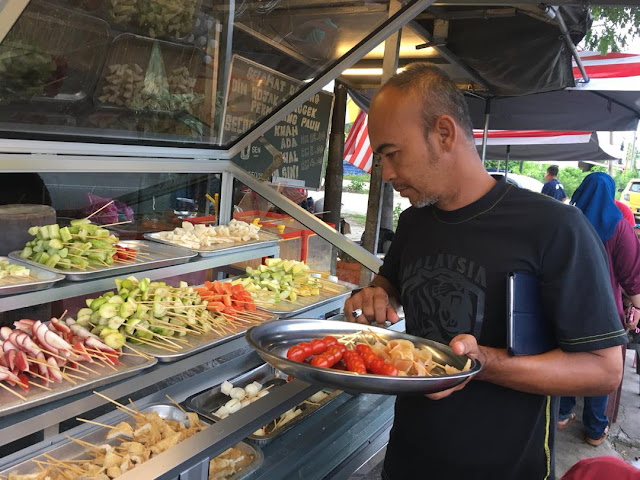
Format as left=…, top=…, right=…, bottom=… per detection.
left=413, top=195, right=439, bottom=208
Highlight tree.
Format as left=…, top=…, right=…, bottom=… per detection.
left=586, top=7, right=640, bottom=53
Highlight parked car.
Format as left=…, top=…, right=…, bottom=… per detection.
left=620, top=178, right=640, bottom=220
left=489, top=172, right=544, bottom=193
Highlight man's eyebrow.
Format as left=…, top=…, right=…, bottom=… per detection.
left=373, top=143, right=396, bottom=155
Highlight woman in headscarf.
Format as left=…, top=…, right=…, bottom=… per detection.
left=558, top=172, right=640, bottom=445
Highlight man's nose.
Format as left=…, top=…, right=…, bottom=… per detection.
left=381, top=158, right=395, bottom=183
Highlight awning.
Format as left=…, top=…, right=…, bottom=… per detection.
left=467, top=51, right=640, bottom=132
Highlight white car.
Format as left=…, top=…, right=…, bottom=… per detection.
left=490, top=173, right=544, bottom=193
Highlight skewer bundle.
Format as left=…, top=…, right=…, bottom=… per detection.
left=0, top=315, right=147, bottom=401
left=78, top=276, right=272, bottom=353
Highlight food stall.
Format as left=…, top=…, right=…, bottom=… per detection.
left=0, top=0, right=598, bottom=478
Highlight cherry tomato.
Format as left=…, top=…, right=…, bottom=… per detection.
left=298, top=342, right=313, bottom=358
left=286, top=346, right=306, bottom=362
left=323, top=336, right=339, bottom=347
left=310, top=339, right=327, bottom=355
left=310, top=355, right=330, bottom=368
left=379, top=363, right=399, bottom=376
left=344, top=351, right=367, bottom=374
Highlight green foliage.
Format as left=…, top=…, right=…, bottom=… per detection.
left=393, top=202, right=403, bottom=230
left=347, top=178, right=365, bottom=193
left=586, top=7, right=640, bottom=54
left=494, top=161, right=639, bottom=200
left=344, top=173, right=370, bottom=182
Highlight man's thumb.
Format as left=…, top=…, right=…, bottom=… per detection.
left=450, top=334, right=475, bottom=355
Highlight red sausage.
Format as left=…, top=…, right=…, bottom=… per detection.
left=343, top=350, right=367, bottom=374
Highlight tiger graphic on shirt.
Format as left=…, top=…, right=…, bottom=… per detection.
left=399, top=253, right=486, bottom=343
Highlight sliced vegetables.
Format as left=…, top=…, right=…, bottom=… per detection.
left=239, top=258, right=322, bottom=303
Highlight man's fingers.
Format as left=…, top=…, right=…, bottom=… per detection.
left=424, top=377, right=471, bottom=400
left=372, top=292, right=390, bottom=324
left=386, top=306, right=400, bottom=324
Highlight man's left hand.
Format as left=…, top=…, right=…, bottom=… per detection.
left=425, top=334, right=486, bottom=400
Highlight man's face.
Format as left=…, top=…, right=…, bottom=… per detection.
left=544, top=171, right=552, bottom=182
left=368, top=88, right=444, bottom=207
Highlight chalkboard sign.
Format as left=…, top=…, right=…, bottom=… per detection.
left=221, top=55, right=334, bottom=190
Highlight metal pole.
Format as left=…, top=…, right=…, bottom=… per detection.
left=547, top=5, right=589, bottom=84
left=505, top=145, right=510, bottom=180
left=325, top=81, right=348, bottom=274
left=481, top=98, right=491, bottom=166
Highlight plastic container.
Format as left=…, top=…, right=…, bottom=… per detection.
left=67, top=0, right=202, bottom=43
left=94, top=33, right=204, bottom=115
left=0, top=0, right=109, bottom=104
left=302, top=223, right=335, bottom=272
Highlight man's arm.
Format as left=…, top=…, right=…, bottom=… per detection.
left=427, top=335, right=622, bottom=400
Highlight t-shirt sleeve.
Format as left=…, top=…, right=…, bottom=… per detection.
left=557, top=184, right=567, bottom=200
left=540, top=207, right=627, bottom=352
left=611, top=220, right=640, bottom=296
left=377, top=210, right=408, bottom=289
left=541, top=182, right=552, bottom=197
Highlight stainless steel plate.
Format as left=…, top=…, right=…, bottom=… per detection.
left=245, top=319, right=482, bottom=395
left=228, top=277, right=355, bottom=318
left=9, top=240, right=196, bottom=281
left=0, top=257, right=65, bottom=296
left=186, top=363, right=337, bottom=446
left=144, top=231, right=279, bottom=257
left=0, top=348, right=157, bottom=418
left=135, top=311, right=278, bottom=362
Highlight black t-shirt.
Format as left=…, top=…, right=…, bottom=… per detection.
left=379, top=178, right=626, bottom=480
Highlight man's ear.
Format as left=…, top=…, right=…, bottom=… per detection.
left=434, top=115, right=456, bottom=153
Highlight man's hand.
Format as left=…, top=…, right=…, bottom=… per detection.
left=343, top=286, right=400, bottom=325
left=425, top=334, right=486, bottom=400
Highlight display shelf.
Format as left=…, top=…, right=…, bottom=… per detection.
left=0, top=242, right=278, bottom=312
left=0, top=335, right=250, bottom=447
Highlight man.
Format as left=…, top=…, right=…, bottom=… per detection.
left=344, top=64, right=625, bottom=480
left=542, top=165, right=568, bottom=202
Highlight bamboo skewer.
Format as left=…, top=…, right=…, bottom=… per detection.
left=0, top=381, right=27, bottom=401
left=42, top=454, right=85, bottom=475
left=92, top=390, right=142, bottom=418
left=101, top=220, right=133, bottom=227
left=86, top=200, right=114, bottom=219
left=76, top=417, right=115, bottom=429
left=129, top=398, right=141, bottom=416
left=166, top=394, right=187, bottom=414
left=65, top=435, right=103, bottom=454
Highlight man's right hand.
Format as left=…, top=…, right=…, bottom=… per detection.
left=343, top=286, right=400, bottom=325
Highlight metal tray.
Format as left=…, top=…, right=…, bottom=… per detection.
left=144, top=231, right=280, bottom=257
left=0, top=257, right=65, bottom=296
left=0, top=347, right=157, bottom=418
left=0, top=404, right=263, bottom=480
left=0, top=404, right=208, bottom=475
left=230, top=277, right=355, bottom=318
left=186, top=363, right=338, bottom=446
left=245, top=319, right=482, bottom=395
left=9, top=240, right=196, bottom=281
left=135, top=310, right=278, bottom=362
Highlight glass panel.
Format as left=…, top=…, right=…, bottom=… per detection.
left=0, top=172, right=222, bottom=248
left=0, top=0, right=396, bottom=148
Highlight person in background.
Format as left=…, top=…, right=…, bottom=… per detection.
left=615, top=198, right=636, bottom=227
left=344, top=63, right=625, bottom=480
left=561, top=456, right=640, bottom=480
left=558, top=172, right=640, bottom=446
left=542, top=165, right=568, bottom=202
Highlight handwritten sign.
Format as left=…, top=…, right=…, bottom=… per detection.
left=221, top=55, right=333, bottom=189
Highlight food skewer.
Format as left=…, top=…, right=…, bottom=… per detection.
left=166, top=394, right=188, bottom=414
left=86, top=200, right=114, bottom=220
left=0, top=382, right=27, bottom=401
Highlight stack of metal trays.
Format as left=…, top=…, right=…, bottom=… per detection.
left=9, top=240, right=196, bottom=281
left=186, top=363, right=339, bottom=446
